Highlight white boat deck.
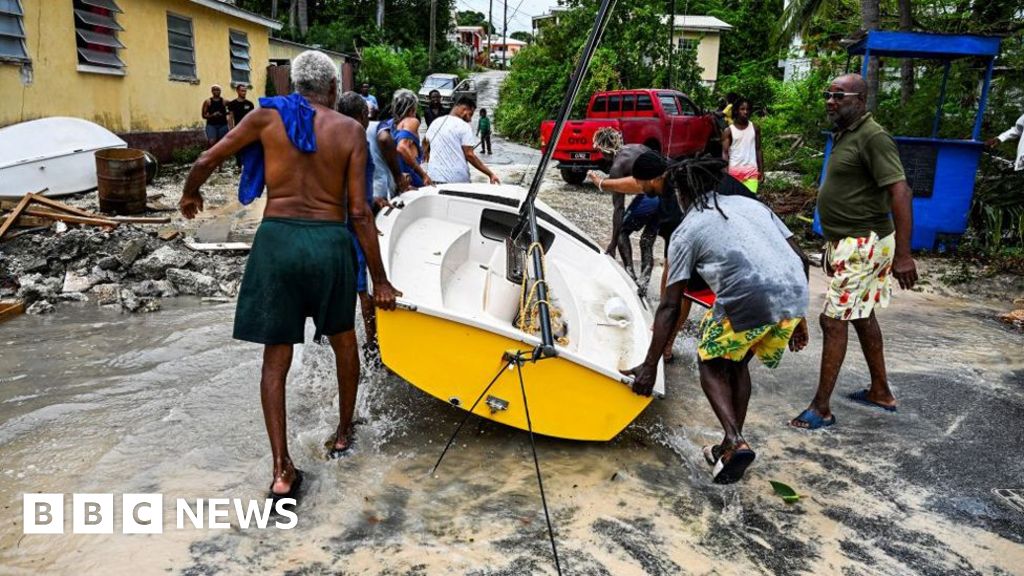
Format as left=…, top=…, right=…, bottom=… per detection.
left=380, top=187, right=663, bottom=393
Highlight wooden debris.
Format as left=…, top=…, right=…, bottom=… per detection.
left=4, top=215, right=51, bottom=228
left=146, top=201, right=177, bottom=212
left=2, top=192, right=174, bottom=241
left=3, top=226, right=49, bottom=240
left=0, top=194, right=33, bottom=240
left=109, top=215, right=172, bottom=224
left=27, top=193, right=102, bottom=219
left=184, top=239, right=252, bottom=252
left=0, top=299, right=25, bottom=324
left=22, top=208, right=118, bottom=228
left=158, top=227, right=180, bottom=241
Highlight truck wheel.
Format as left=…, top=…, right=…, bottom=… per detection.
left=560, top=168, right=587, bottom=185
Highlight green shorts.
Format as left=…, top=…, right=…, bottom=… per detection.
left=233, top=217, right=357, bottom=345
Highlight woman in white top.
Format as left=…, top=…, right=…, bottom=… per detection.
left=721, top=97, right=763, bottom=193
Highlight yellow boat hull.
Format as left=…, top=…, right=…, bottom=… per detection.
left=377, top=307, right=653, bottom=442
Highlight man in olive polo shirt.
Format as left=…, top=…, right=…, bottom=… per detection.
left=790, top=74, right=918, bottom=430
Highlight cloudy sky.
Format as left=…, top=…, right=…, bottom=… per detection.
left=453, top=0, right=561, bottom=34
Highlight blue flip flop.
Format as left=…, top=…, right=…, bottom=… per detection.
left=847, top=389, right=897, bottom=412
left=789, top=408, right=836, bottom=430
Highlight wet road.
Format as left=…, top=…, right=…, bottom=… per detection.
left=1, top=71, right=1023, bottom=574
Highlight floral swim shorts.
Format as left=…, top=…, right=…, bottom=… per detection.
left=823, top=231, right=895, bottom=321
left=697, top=310, right=803, bottom=369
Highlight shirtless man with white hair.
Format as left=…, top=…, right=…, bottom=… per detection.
left=180, top=50, right=400, bottom=499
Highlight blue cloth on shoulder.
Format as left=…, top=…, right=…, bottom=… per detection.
left=237, top=93, right=318, bottom=205
left=393, top=128, right=423, bottom=188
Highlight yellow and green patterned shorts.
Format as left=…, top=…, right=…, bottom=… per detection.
left=697, top=310, right=803, bottom=368
left=823, top=231, right=894, bottom=321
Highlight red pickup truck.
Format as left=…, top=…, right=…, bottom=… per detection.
left=539, top=89, right=717, bottom=184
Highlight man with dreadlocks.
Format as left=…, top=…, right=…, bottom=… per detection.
left=624, top=155, right=811, bottom=484
left=586, top=128, right=659, bottom=294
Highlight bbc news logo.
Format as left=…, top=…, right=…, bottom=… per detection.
left=23, top=494, right=297, bottom=534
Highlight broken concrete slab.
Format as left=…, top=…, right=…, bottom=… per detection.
left=62, top=270, right=98, bottom=293
left=58, top=292, right=88, bottom=302
left=90, top=283, right=122, bottom=306
left=16, top=274, right=58, bottom=304
left=119, top=289, right=159, bottom=313
left=165, top=268, right=218, bottom=296
left=195, top=218, right=232, bottom=243
left=131, top=279, right=178, bottom=298
left=22, top=258, right=49, bottom=273
left=96, top=255, right=120, bottom=270
left=133, top=246, right=191, bottom=278
left=118, top=237, right=148, bottom=267
left=158, top=227, right=180, bottom=241
left=26, top=300, right=54, bottom=315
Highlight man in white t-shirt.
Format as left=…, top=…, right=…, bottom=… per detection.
left=986, top=112, right=1024, bottom=171
left=424, top=95, right=500, bottom=185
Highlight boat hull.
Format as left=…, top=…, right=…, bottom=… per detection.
left=0, top=117, right=127, bottom=198
left=377, top=306, right=653, bottom=442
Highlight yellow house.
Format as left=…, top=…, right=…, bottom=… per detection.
left=668, top=15, right=732, bottom=85
left=0, top=0, right=280, bottom=157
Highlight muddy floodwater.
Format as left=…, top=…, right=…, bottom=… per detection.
left=2, top=126, right=1024, bottom=574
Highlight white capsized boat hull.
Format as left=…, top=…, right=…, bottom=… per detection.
left=0, top=117, right=127, bottom=198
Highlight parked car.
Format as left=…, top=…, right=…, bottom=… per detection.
left=539, top=89, right=717, bottom=184
left=417, top=73, right=477, bottom=111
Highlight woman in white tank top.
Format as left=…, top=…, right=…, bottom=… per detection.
left=722, top=98, right=763, bottom=193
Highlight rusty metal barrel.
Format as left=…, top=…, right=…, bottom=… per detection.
left=95, top=148, right=147, bottom=215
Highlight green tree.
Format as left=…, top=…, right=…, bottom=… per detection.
left=456, top=10, right=495, bottom=34
left=357, top=45, right=419, bottom=114
left=510, top=31, right=534, bottom=43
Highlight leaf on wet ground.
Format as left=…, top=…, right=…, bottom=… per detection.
left=770, top=480, right=801, bottom=503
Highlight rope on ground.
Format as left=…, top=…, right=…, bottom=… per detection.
left=430, top=357, right=514, bottom=476
left=514, top=357, right=563, bottom=576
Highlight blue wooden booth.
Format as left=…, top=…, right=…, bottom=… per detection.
left=814, top=30, right=1003, bottom=250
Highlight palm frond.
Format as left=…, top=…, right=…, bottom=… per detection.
left=774, top=0, right=827, bottom=46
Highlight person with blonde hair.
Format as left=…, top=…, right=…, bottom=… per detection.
left=586, top=128, right=659, bottom=295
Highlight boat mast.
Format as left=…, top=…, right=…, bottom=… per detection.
left=514, top=0, right=618, bottom=358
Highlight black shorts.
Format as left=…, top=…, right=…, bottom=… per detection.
left=233, top=218, right=357, bottom=344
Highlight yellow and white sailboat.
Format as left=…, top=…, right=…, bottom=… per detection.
left=373, top=183, right=663, bottom=441
left=373, top=0, right=655, bottom=443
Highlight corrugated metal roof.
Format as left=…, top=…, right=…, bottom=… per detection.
left=669, top=15, right=732, bottom=31
left=189, top=0, right=282, bottom=30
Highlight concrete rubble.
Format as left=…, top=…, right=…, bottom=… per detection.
left=0, top=223, right=247, bottom=315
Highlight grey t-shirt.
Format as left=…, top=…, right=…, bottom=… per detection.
left=667, top=194, right=808, bottom=331
left=608, top=144, right=648, bottom=178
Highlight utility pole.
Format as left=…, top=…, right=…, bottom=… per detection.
left=502, top=0, right=507, bottom=69
left=487, top=0, right=493, bottom=68
left=429, top=0, right=437, bottom=70
left=665, top=0, right=675, bottom=89
left=377, top=0, right=384, bottom=29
